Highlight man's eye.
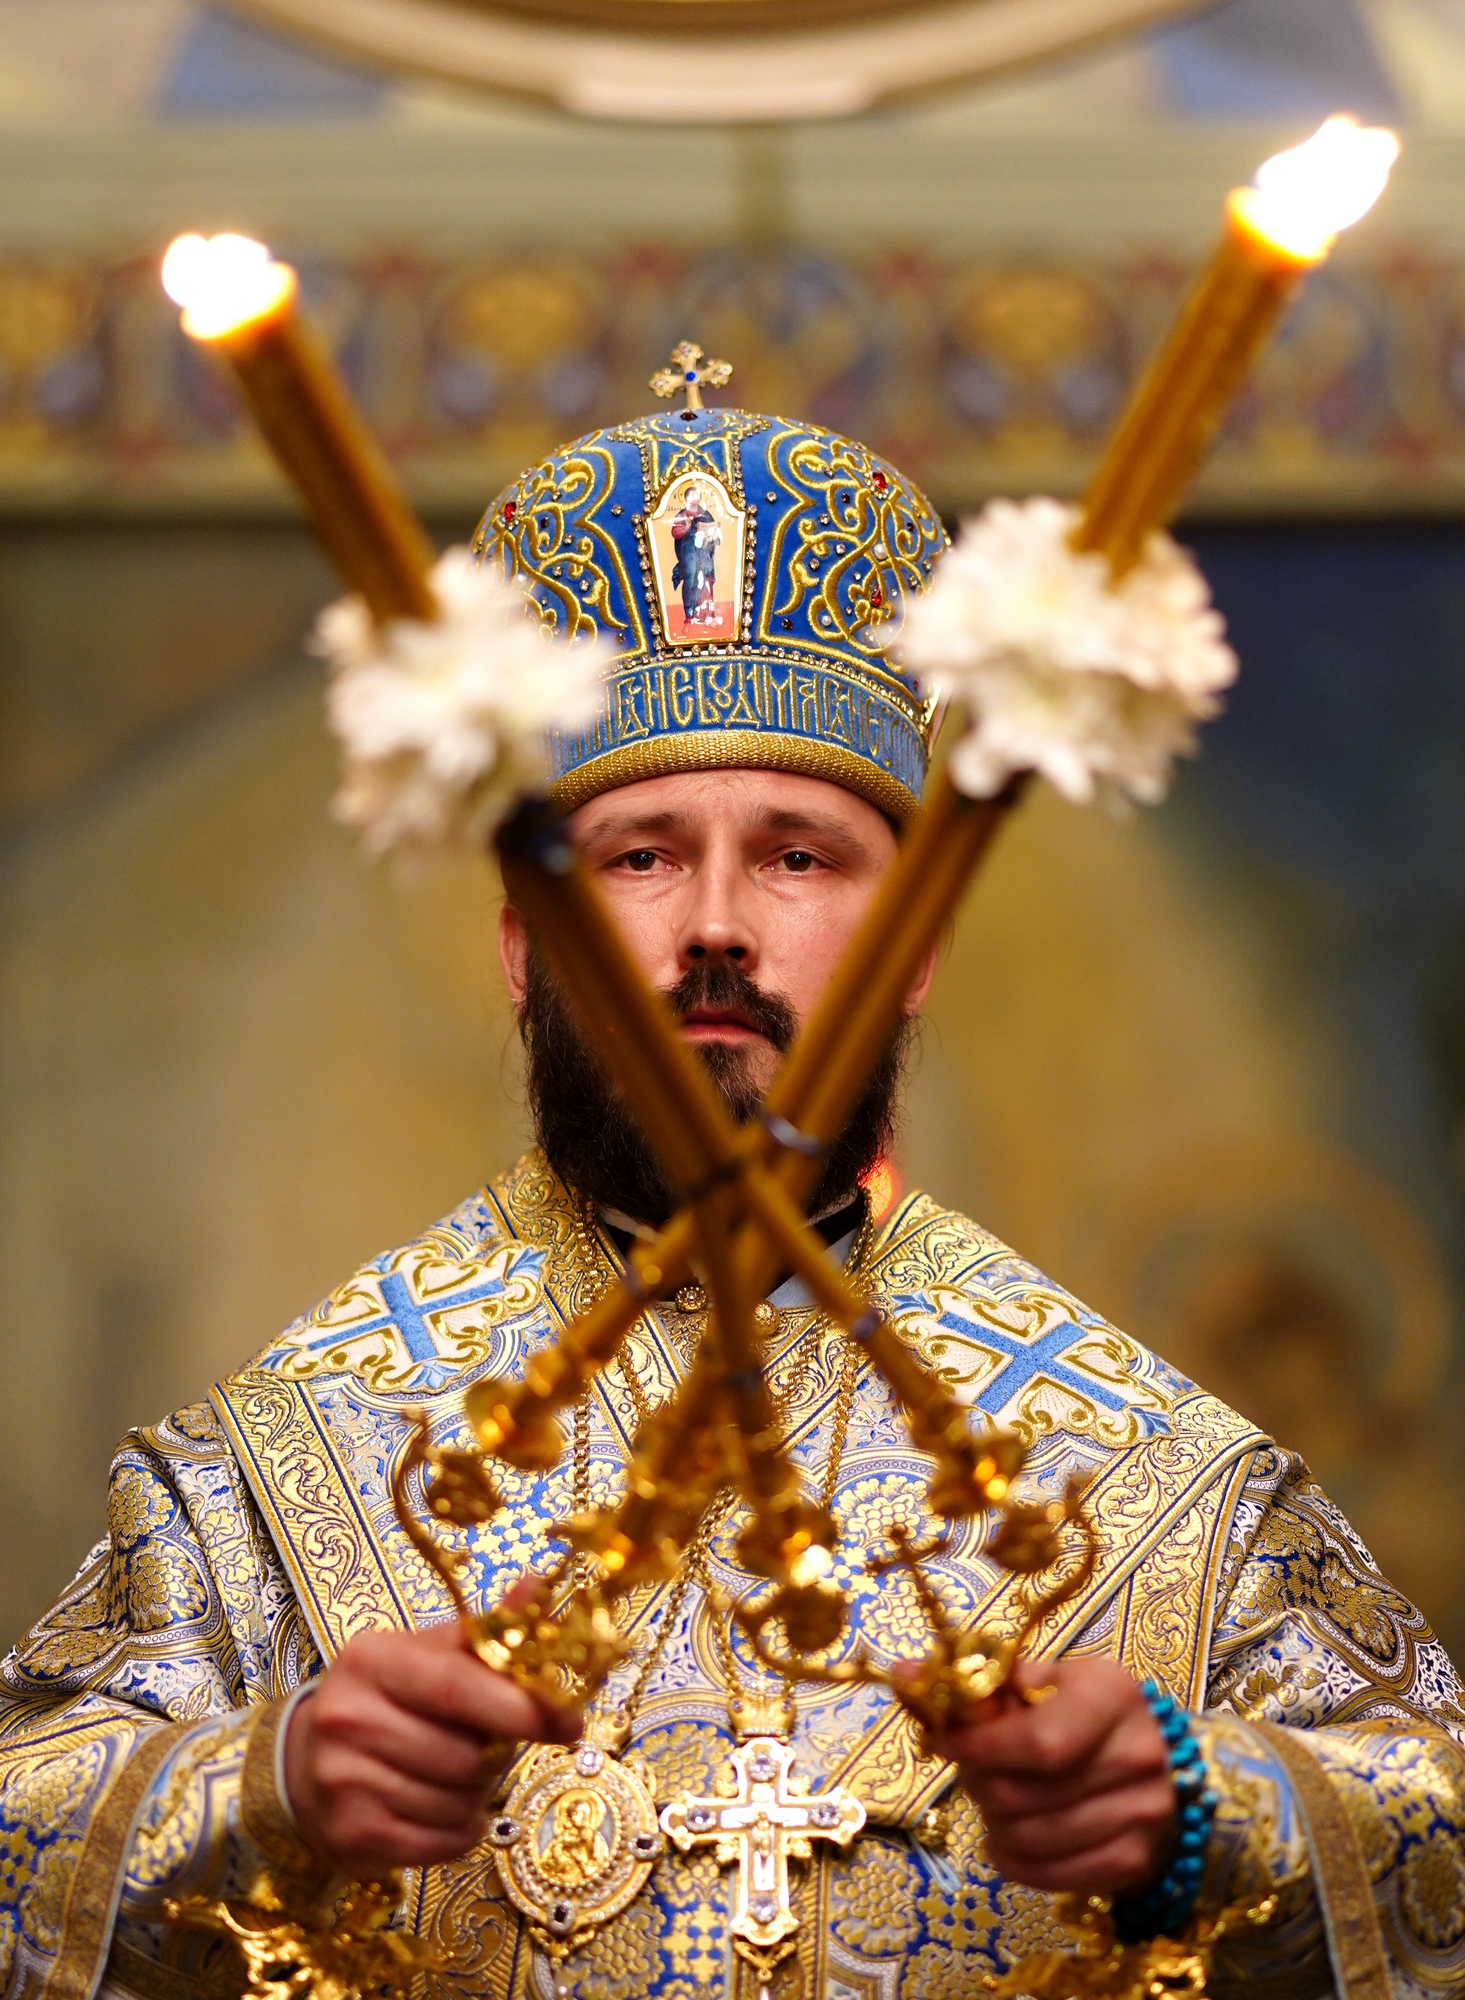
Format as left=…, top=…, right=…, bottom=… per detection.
left=781, top=850, right=816, bottom=873
left=621, top=850, right=660, bottom=872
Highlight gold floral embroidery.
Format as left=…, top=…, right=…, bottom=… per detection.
left=992, top=1880, right=1068, bottom=1963
left=109, top=1474, right=174, bottom=1550
left=117, top=1547, right=210, bottom=1634
left=830, top=1838, right=921, bottom=1956
left=633, top=1723, right=721, bottom=1809
left=1402, top=1831, right=1465, bottom=1951
left=24, top=1840, right=79, bottom=1952
left=898, top=1936, right=993, bottom=2000
left=573, top=1896, right=660, bottom=2000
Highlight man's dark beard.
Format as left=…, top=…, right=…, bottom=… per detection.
left=520, top=948, right=910, bottom=1225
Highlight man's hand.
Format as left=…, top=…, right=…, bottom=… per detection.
left=928, top=1658, right=1176, bottom=1895
left=283, top=1623, right=580, bottom=1877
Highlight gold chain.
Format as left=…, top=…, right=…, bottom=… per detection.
left=566, top=1389, right=719, bottom=1739
left=618, top=1492, right=734, bottom=1723
left=569, top=1196, right=656, bottom=1431
left=819, top=1335, right=864, bottom=1514
left=573, top=1392, right=592, bottom=1512
left=570, top=1394, right=596, bottom=1597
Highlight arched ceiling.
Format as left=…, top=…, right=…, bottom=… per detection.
left=238, top=0, right=1215, bottom=120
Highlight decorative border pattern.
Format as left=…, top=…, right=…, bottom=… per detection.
left=8, top=242, right=1462, bottom=519
left=1252, top=1721, right=1392, bottom=2000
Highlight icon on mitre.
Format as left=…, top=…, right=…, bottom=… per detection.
left=648, top=472, right=745, bottom=645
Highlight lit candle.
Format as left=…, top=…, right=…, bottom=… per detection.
left=1073, top=114, right=1400, bottom=576
left=162, top=232, right=436, bottom=625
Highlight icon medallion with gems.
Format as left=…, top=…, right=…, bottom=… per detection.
left=489, top=1737, right=663, bottom=1964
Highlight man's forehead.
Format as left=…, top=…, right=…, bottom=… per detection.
left=567, top=769, right=896, bottom=844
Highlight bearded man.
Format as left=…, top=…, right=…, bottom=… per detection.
left=2, top=391, right=1462, bottom=2000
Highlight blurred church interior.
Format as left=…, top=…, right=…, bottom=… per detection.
left=4, top=0, right=1465, bottom=1659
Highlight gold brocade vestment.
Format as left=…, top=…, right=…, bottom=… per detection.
left=2, top=1151, right=1464, bottom=2000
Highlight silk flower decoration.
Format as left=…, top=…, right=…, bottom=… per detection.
left=891, top=497, right=1238, bottom=811
left=317, top=546, right=611, bottom=864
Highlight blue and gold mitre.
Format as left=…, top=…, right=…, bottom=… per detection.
left=471, top=347, right=946, bottom=823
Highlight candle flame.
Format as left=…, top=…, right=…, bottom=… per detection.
left=161, top=232, right=294, bottom=339
left=1232, top=114, right=1400, bottom=263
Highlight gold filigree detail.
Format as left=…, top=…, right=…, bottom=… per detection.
left=494, top=446, right=633, bottom=644
left=986, top=1888, right=1281, bottom=1999
left=604, top=406, right=768, bottom=512
left=762, top=425, right=944, bottom=659
left=166, top=1877, right=433, bottom=2000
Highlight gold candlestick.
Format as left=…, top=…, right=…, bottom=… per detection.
left=164, top=117, right=1399, bottom=1765
left=162, top=233, right=437, bottom=626
left=1074, top=114, right=1398, bottom=575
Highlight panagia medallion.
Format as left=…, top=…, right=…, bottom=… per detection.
left=489, top=1736, right=663, bottom=1964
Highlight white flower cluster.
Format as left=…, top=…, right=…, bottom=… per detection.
left=891, top=497, right=1237, bottom=809
left=316, top=547, right=609, bottom=863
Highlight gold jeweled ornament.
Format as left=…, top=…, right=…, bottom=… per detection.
left=166, top=1878, right=436, bottom=2000
left=661, top=1734, right=864, bottom=1996
left=649, top=340, right=732, bottom=413
left=488, top=1717, right=664, bottom=1986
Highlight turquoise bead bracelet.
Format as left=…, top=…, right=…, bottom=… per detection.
left=1111, top=1679, right=1218, bottom=1943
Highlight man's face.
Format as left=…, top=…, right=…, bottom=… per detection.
left=499, top=769, right=936, bottom=1218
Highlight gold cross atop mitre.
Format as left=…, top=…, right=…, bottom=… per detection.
left=650, top=340, right=732, bottom=412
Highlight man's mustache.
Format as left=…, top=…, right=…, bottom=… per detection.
left=519, top=936, right=907, bottom=1225
left=664, top=961, right=797, bottom=1055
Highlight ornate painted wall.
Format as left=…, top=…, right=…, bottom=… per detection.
left=5, top=145, right=1465, bottom=519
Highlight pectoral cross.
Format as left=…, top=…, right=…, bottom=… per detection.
left=649, top=340, right=733, bottom=412
left=659, top=1737, right=865, bottom=1991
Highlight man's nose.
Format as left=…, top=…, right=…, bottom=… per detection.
left=680, top=915, right=751, bottom=966
left=675, top=859, right=758, bottom=971
left=684, top=933, right=746, bottom=964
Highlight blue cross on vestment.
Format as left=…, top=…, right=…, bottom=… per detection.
left=933, top=1307, right=1128, bottom=1417
left=305, top=1268, right=508, bottom=1364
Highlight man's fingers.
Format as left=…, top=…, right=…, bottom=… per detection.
left=351, top=1630, right=550, bottom=1742
left=311, top=1684, right=491, bottom=1791
left=414, top=1619, right=478, bottom=1649
left=943, top=1695, right=1109, bottom=1779
left=332, top=1803, right=490, bottom=1878
left=928, top=1660, right=1179, bottom=1902
left=966, top=1710, right=1169, bottom=1816
left=938, top=1660, right=1155, bottom=1782
left=985, top=1822, right=1166, bottom=1896
left=393, top=1619, right=582, bottom=1746
left=287, top=1623, right=586, bottom=1875
left=984, top=1778, right=1176, bottom=1865
left=311, top=1745, right=490, bottom=1832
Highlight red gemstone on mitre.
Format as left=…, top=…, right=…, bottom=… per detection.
left=503, top=500, right=517, bottom=519
left=871, top=470, right=888, bottom=491
left=870, top=586, right=884, bottom=605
